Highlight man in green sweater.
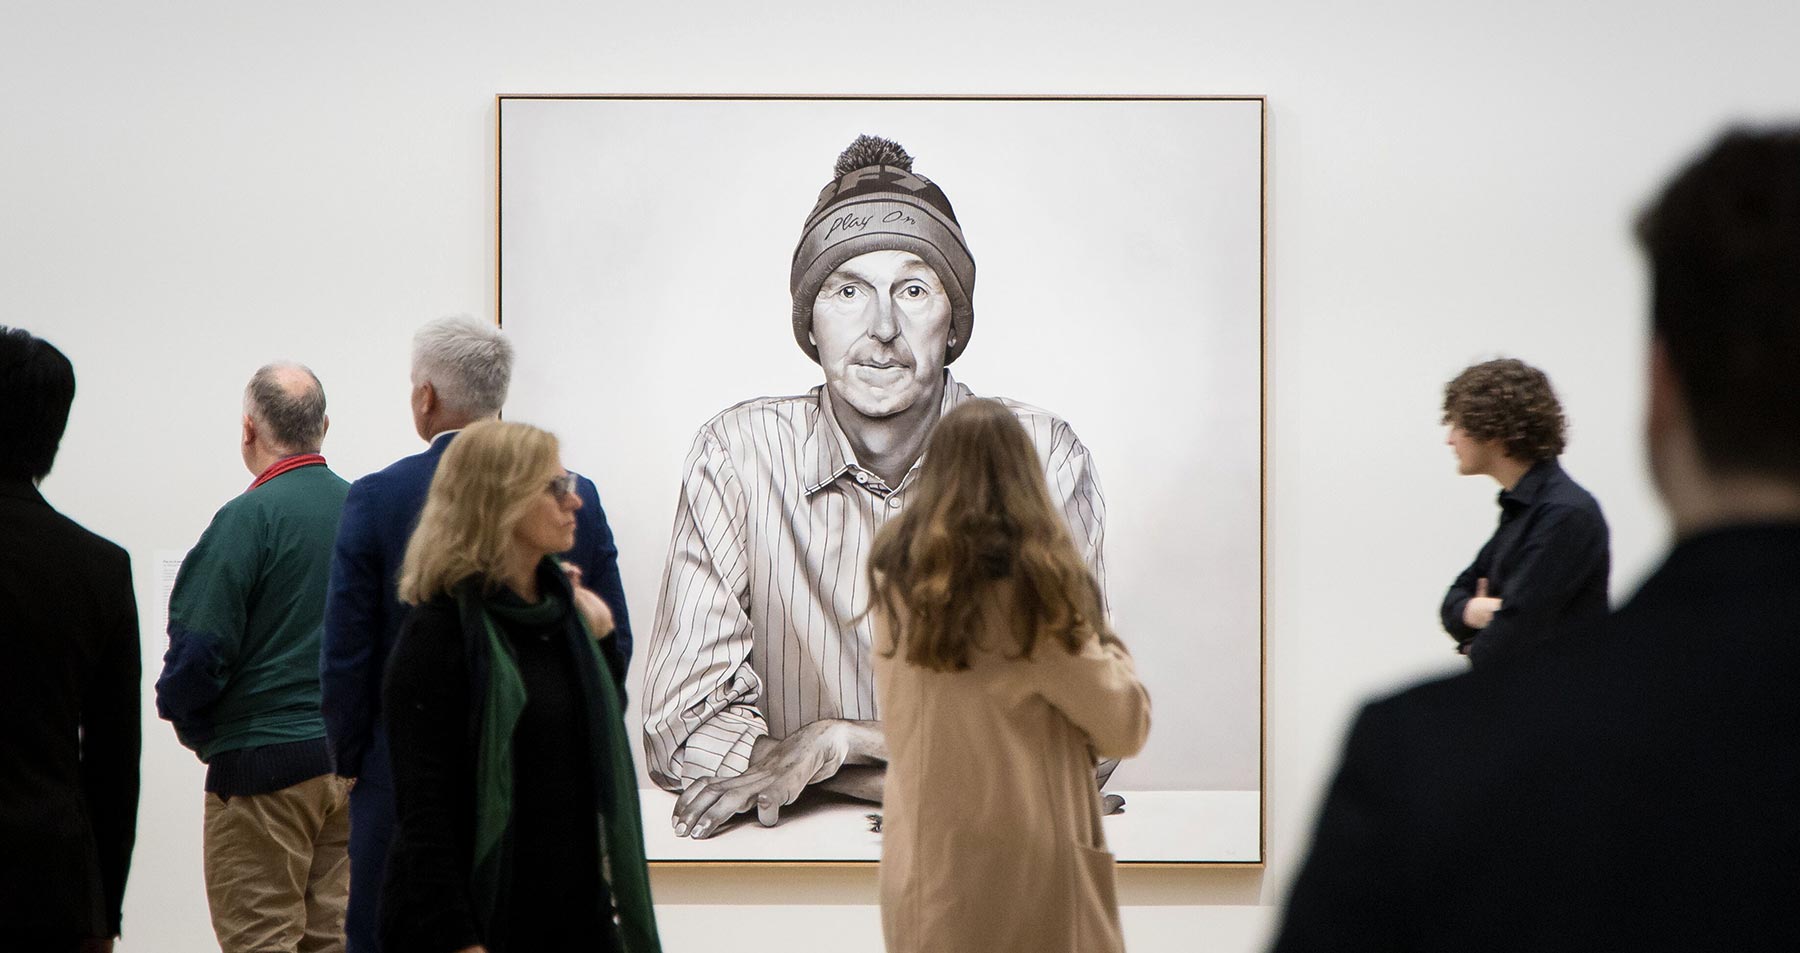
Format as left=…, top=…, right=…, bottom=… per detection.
left=156, top=363, right=352, bottom=953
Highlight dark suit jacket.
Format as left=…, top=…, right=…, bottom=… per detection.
left=1275, top=523, right=1800, bottom=952
left=321, top=430, right=632, bottom=781
left=0, top=479, right=140, bottom=942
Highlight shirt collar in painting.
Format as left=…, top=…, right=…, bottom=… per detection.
left=803, top=370, right=971, bottom=497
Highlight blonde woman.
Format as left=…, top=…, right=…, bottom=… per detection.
left=869, top=399, right=1151, bottom=953
left=380, top=420, right=659, bottom=953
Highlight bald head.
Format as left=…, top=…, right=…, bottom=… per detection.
left=244, top=363, right=328, bottom=455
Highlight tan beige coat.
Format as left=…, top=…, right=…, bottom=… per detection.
left=874, top=599, right=1151, bottom=953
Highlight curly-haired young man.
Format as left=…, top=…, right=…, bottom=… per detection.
left=1438, top=358, right=1609, bottom=665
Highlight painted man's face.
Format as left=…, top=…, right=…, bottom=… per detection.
left=811, top=249, right=953, bottom=420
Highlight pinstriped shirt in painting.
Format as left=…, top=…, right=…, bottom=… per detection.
left=642, top=371, right=1108, bottom=790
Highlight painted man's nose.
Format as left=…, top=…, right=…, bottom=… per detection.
left=868, top=298, right=899, bottom=341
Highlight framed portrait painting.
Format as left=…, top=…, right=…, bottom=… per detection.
left=497, top=94, right=1265, bottom=865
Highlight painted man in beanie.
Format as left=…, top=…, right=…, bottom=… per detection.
left=643, top=135, right=1111, bottom=838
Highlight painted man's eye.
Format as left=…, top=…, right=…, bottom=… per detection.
left=837, top=285, right=860, bottom=299
left=899, top=284, right=926, bottom=298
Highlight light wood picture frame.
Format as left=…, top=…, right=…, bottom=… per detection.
left=497, top=94, right=1266, bottom=866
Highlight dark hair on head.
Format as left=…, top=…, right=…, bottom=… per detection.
left=1637, top=125, right=1800, bottom=484
left=1442, top=358, right=1567, bottom=462
left=867, top=399, right=1110, bottom=672
left=834, top=135, right=913, bottom=176
left=246, top=363, right=327, bottom=453
left=0, top=327, right=77, bottom=482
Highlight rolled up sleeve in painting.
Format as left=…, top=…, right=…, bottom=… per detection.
left=642, top=430, right=768, bottom=790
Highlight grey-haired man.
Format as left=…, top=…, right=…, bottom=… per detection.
left=322, top=317, right=633, bottom=952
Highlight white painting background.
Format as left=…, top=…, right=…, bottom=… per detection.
left=500, top=98, right=1261, bottom=826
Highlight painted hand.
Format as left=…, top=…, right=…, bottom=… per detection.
left=672, top=721, right=851, bottom=838
left=1096, top=757, right=1126, bottom=814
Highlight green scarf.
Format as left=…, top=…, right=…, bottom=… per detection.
left=456, top=566, right=661, bottom=953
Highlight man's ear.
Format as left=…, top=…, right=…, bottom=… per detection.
left=241, top=414, right=257, bottom=449
left=1647, top=335, right=1684, bottom=441
left=320, top=414, right=330, bottom=441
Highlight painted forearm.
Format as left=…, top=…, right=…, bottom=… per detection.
left=818, top=765, right=885, bottom=803
left=838, top=718, right=887, bottom=764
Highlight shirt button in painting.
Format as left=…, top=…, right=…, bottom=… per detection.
left=888, top=496, right=902, bottom=509
left=854, top=472, right=869, bottom=484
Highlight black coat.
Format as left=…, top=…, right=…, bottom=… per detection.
left=1274, top=523, right=1800, bottom=952
left=379, top=571, right=619, bottom=953
left=0, top=480, right=140, bottom=944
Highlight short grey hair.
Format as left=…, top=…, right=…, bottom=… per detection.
left=411, top=316, right=511, bottom=418
left=245, top=363, right=327, bottom=453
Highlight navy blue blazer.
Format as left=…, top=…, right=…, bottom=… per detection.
left=321, top=431, right=632, bottom=780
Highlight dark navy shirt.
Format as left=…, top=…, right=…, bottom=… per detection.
left=1440, top=459, right=1610, bottom=666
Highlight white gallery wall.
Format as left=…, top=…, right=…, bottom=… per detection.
left=6, top=2, right=1797, bottom=950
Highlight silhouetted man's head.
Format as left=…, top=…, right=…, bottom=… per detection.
left=1638, top=127, right=1800, bottom=488
left=0, top=327, right=77, bottom=483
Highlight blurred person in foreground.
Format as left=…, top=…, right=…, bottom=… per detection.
left=0, top=327, right=139, bottom=953
left=379, top=420, right=659, bottom=953
left=155, top=363, right=351, bottom=952
left=868, top=399, right=1150, bottom=953
left=323, top=316, right=631, bottom=953
left=1439, top=358, right=1609, bottom=666
left=1272, top=127, right=1800, bottom=951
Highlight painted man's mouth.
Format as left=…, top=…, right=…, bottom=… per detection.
left=851, top=362, right=909, bottom=385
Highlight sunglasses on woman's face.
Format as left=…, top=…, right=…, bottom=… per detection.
left=546, top=472, right=578, bottom=501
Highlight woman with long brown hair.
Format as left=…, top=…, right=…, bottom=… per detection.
left=380, top=420, right=659, bottom=953
left=869, top=399, right=1150, bottom=953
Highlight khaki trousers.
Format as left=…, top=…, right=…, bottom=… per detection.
left=203, top=773, right=352, bottom=953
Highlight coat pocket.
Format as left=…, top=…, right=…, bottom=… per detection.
left=1072, top=842, right=1125, bottom=953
